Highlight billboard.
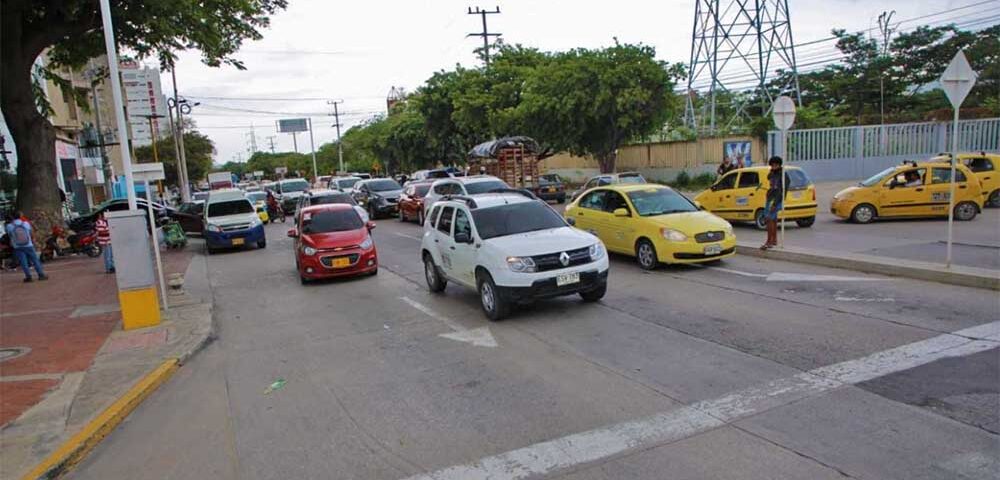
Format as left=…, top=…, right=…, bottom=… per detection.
left=723, top=140, right=753, bottom=168
left=277, top=118, right=309, bottom=133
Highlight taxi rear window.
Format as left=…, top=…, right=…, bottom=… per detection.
left=785, top=170, right=811, bottom=190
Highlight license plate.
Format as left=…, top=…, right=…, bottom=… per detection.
left=792, top=191, right=802, bottom=199
left=231, top=238, right=244, bottom=246
left=703, top=244, right=722, bottom=255
left=548, top=187, right=556, bottom=192
left=331, top=257, right=351, bottom=268
left=556, top=272, right=580, bottom=286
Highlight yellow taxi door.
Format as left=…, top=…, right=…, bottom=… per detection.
left=730, top=170, right=761, bottom=222
left=965, top=156, right=998, bottom=204
left=706, top=171, right=739, bottom=220
left=571, top=189, right=608, bottom=240
left=926, top=167, right=972, bottom=215
left=878, top=167, right=927, bottom=217
left=598, top=190, right=636, bottom=252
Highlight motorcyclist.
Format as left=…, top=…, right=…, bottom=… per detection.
left=266, top=191, right=281, bottom=218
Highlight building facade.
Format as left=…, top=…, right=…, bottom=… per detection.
left=120, top=60, right=169, bottom=148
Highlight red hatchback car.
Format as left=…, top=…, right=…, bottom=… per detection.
left=288, top=204, right=378, bottom=283
left=398, top=181, right=433, bottom=224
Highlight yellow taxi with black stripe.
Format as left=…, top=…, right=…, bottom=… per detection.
left=564, top=184, right=736, bottom=270
left=831, top=161, right=985, bottom=223
left=930, top=152, right=1000, bottom=208
left=693, top=166, right=818, bottom=229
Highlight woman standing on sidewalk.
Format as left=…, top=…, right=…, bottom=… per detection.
left=761, top=156, right=784, bottom=250
left=95, top=212, right=114, bottom=273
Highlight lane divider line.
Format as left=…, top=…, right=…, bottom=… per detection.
left=399, top=320, right=1000, bottom=480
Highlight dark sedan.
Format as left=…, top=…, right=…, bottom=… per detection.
left=532, top=174, right=567, bottom=203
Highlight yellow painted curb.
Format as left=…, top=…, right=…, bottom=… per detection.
left=21, top=359, right=180, bottom=480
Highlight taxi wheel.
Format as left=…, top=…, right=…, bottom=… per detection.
left=753, top=209, right=767, bottom=230
left=954, top=202, right=978, bottom=221
left=987, top=190, right=999, bottom=208
left=477, top=272, right=509, bottom=321
left=850, top=204, right=876, bottom=224
left=635, top=239, right=659, bottom=270
left=424, top=255, right=447, bottom=293
left=795, top=216, right=816, bottom=228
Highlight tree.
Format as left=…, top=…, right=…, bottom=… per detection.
left=134, top=130, right=215, bottom=186
left=1, top=0, right=286, bottom=223
left=516, top=43, right=681, bottom=173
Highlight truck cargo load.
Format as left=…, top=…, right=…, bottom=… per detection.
left=208, top=171, right=234, bottom=190
left=468, top=136, right=541, bottom=189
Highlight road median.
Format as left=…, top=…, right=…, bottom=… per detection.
left=737, top=242, right=1000, bottom=290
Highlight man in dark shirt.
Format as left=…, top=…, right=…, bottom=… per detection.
left=717, top=157, right=737, bottom=176
left=761, top=156, right=784, bottom=250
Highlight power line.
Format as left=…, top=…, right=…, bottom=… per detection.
left=467, top=6, right=501, bottom=65
left=186, top=94, right=387, bottom=102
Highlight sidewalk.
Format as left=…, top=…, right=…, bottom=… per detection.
left=0, top=245, right=214, bottom=479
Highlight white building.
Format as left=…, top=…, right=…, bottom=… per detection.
left=120, top=60, right=169, bottom=147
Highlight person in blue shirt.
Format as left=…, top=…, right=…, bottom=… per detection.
left=5, top=212, right=47, bottom=282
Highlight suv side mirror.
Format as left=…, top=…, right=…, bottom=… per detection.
left=287, top=228, right=298, bottom=238
left=454, top=231, right=472, bottom=244
left=613, top=208, right=629, bottom=217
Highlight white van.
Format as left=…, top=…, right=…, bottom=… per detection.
left=204, top=188, right=266, bottom=253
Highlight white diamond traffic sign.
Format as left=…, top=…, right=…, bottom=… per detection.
left=940, top=50, right=977, bottom=109
left=772, top=95, right=796, bottom=131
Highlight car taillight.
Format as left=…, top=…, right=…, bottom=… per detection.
left=812, top=189, right=816, bottom=201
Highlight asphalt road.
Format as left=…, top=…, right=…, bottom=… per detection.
left=71, top=214, right=999, bottom=480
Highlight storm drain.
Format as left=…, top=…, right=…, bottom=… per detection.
left=0, top=347, right=31, bottom=363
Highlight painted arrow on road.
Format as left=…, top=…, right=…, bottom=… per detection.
left=400, top=296, right=498, bottom=348
left=706, top=266, right=888, bottom=282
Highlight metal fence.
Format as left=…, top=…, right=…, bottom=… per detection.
left=767, top=118, right=1000, bottom=181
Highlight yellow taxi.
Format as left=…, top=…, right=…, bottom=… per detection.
left=245, top=191, right=271, bottom=224
left=830, top=161, right=984, bottom=223
left=564, top=184, right=736, bottom=270
left=693, top=166, right=818, bottom=229
left=930, top=152, right=1000, bottom=208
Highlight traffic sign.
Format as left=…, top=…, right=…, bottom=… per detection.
left=940, top=50, right=977, bottom=109
left=772, top=96, right=796, bottom=131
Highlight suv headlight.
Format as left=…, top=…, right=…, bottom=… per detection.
left=206, top=223, right=223, bottom=233
left=249, top=216, right=262, bottom=227
left=506, top=256, right=537, bottom=273
left=303, top=246, right=317, bottom=256
left=360, top=236, right=373, bottom=250
left=660, top=228, right=688, bottom=242
left=589, top=242, right=605, bottom=260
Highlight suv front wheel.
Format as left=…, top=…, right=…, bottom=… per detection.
left=477, top=271, right=510, bottom=321
left=424, top=255, right=447, bottom=292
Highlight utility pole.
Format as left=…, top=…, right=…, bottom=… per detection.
left=327, top=100, right=344, bottom=173
left=265, top=136, right=277, bottom=154
left=466, top=6, right=501, bottom=65
left=169, top=64, right=192, bottom=203
left=877, top=10, right=896, bottom=127
left=247, top=124, right=258, bottom=155
left=84, top=61, right=114, bottom=197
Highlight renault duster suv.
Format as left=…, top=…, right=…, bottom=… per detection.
left=421, top=190, right=609, bottom=320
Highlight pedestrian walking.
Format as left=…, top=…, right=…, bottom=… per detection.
left=95, top=212, right=114, bottom=273
left=5, top=211, right=47, bottom=282
left=761, top=156, right=784, bottom=250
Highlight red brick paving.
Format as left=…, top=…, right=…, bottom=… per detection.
left=0, top=247, right=194, bottom=427
left=0, top=379, right=60, bottom=426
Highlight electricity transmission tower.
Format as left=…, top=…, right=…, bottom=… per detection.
left=684, top=0, right=802, bottom=133
left=467, top=6, right=501, bottom=65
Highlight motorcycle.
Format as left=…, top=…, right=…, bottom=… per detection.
left=42, top=225, right=101, bottom=261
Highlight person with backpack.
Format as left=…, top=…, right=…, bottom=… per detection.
left=95, top=212, right=114, bottom=273
left=5, top=211, right=47, bottom=282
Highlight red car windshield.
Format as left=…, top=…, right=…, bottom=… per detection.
left=302, top=210, right=363, bottom=234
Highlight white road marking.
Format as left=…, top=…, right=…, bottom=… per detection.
left=391, top=232, right=422, bottom=241
left=765, top=272, right=887, bottom=282
left=834, top=296, right=895, bottom=303
left=399, top=296, right=497, bottom=348
left=399, top=321, right=1000, bottom=480
left=705, top=266, right=767, bottom=278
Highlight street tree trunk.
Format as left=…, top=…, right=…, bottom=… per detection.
left=597, top=150, right=617, bottom=174
left=1, top=2, right=64, bottom=232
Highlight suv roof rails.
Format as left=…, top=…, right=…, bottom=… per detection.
left=441, top=195, right=478, bottom=208
left=486, top=188, right=538, bottom=200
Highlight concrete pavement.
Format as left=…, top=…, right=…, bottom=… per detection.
left=68, top=215, right=998, bottom=479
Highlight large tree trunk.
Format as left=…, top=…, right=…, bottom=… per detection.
left=597, top=150, right=617, bottom=174
left=1, top=2, right=64, bottom=236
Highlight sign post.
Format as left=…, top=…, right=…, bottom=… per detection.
left=939, top=50, right=977, bottom=268
left=772, top=95, right=796, bottom=247
left=307, top=118, right=318, bottom=182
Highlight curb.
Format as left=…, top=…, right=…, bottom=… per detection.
left=736, top=243, right=1000, bottom=291
left=21, top=359, right=180, bottom=480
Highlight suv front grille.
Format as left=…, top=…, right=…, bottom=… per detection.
left=222, top=223, right=251, bottom=231
left=531, top=246, right=591, bottom=272
left=694, top=231, right=725, bottom=243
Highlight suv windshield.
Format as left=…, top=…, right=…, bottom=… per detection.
left=302, top=209, right=363, bottom=234
left=335, top=178, right=360, bottom=190
left=860, top=167, right=896, bottom=187
left=208, top=200, right=254, bottom=217
left=281, top=180, right=309, bottom=193
left=472, top=201, right=566, bottom=239
left=627, top=188, right=697, bottom=216
left=246, top=192, right=267, bottom=203
left=309, top=193, right=356, bottom=206
left=619, top=174, right=646, bottom=184
left=464, top=180, right=507, bottom=194
left=367, top=179, right=401, bottom=192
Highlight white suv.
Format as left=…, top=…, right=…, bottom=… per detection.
left=422, top=175, right=509, bottom=218
left=420, top=191, right=609, bottom=320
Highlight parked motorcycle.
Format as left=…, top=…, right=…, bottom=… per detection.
left=41, top=225, right=101, bottom=261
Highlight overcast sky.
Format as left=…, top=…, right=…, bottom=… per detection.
left=160, top=0, right=990, bottom=166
